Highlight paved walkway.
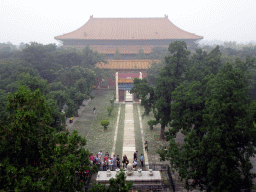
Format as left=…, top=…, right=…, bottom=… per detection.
left=122, top=91, right=135, bottom=162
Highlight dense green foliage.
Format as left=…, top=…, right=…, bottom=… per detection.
left=89, top=170, right=133, bottom=192
left=0, top=42, right=108, bottom=131
left=0, top=86, right=93, bottom=191
left=132, top=40, right=256, bottom=190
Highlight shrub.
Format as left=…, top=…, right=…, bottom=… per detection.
left=107, top=107, right=114, bottom=116
left=100, top=120, right=110, bottom=130
left=110, top=98, right=115, bottom=107
left=147, top=120, right=157, bottom=130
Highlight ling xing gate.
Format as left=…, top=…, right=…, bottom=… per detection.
left=115, top=72, right=142, bottom=102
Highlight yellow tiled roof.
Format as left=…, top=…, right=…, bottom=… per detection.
left=95, top=60, right=160, bottom=70
left=118, top=78, right=134, bottom=83
left=55, top=16, right=203, bottom=40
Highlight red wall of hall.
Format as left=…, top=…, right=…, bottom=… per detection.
left=95, top=72, right=147, bottom=88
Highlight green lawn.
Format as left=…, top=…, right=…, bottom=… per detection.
left=114, top=104, right=125, bottom=157
left=69, top=89, right=119, bottom=156
left=138, top=105, right=169, bottom=164
left=133, top=104, right=143, bottom=157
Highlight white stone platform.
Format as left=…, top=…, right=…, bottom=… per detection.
left=96, top=171, right=162, bottom=183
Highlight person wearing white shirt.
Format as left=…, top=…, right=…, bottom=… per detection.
left=98, top=151, right=102, bottom=159
left=108, top=158, right=113, bottom=171
left=133, top=158, right=138, bottom=170
left=112, top=155, right=116, bottom=168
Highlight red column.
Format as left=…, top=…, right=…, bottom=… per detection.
left=119, top=90, right=124, bottom=102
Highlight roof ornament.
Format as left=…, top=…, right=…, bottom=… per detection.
left=164, top=14, right=168, bottom=19
left=90, top=15, right=93, bottom=19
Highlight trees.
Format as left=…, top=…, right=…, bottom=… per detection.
left=131, top=41, right=190, bottom=139
left=165, top=61, right=256, bottom=191
left=136, top=49, right=147, bottom=60
left=130, top=78, right=154, bottom=116
left=113, top=49, right=122, bottom=60
left=201, top=63, right=256, bottom=191
left=154, top=41, right=190, bottom=139
left=145, top=60, right=165, bottom=86
left=0, top=86, right=92, bottom=191
left=89, top=170, right=133, bottom=192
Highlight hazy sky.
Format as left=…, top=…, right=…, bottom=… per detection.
left=1, top=0, right=256, bottom=45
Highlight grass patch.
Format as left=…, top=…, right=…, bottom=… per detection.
left=133, top=104, right=143, bottom=157
left=114, top=104, right=125, bottom=157
left=70, top=89, right=119, bottom=155
left=138, top=105, right=169, bottom=164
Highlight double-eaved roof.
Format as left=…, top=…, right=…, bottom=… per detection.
left=55, top=15, right=203, bottom=41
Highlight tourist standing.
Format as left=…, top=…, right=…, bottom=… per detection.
left=104, top=155, right=108, bottom=163
left=108, top=157, right=113, bottom=171
left=93, top=107, right=96, bottom=114
left=133, top=151, right=137, bottom=160
left=116, top=155, right=120, bottom=168
left=105, top=152, right=109, bottom=157
left=112, top=155, right=116, bottom=169
left=122, top=155, right=129, bottom=169
left=98, top=150, right=102, bottom=159
left=145, top=141, right=148, bottom=152
left=140, top=154, right=144, bottom=167
left=89, top=153, right=95, bottom=165
left=96, top=154, right=101, bottom=168
left=133, top=158, right=138, bottom=170
left=103, top=161, right=107, bottom=171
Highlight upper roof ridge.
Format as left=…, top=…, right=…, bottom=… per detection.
left=89, top=15, right=167, bottom=19
left=55, top=15, right=203, bottom=40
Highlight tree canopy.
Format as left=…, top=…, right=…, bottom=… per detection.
left=0, top=86, right=93, bottom=191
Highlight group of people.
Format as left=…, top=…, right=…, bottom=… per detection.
left=89, top=150, right=144, bottom=171
left=131, top=151, right=144, bottom=170
left=89, top=151, right=120, bottom=171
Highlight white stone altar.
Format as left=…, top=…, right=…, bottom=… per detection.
left=96, top=169, right=162, bottom=183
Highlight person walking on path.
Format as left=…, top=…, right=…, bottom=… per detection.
left=144, top=141, right=148, bottom=152
left=140, top=154, right=144, bottom=167
left=93, top=107, right=96, bottom=114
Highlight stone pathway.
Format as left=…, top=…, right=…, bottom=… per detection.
left=122, top=91, right=135, bottom=162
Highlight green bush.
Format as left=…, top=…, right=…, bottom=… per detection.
left=100, top=120, right=110, bottom=130
left=107, top=107, right=114, bottom=116
left=147, top=119, right=157, bottom=130
left=113, top=92, right=116, bottom=100
left=110, top=98, right=115, bottom=107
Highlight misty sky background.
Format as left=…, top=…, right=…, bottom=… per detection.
left=1, top=0, right=256, bottom=46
